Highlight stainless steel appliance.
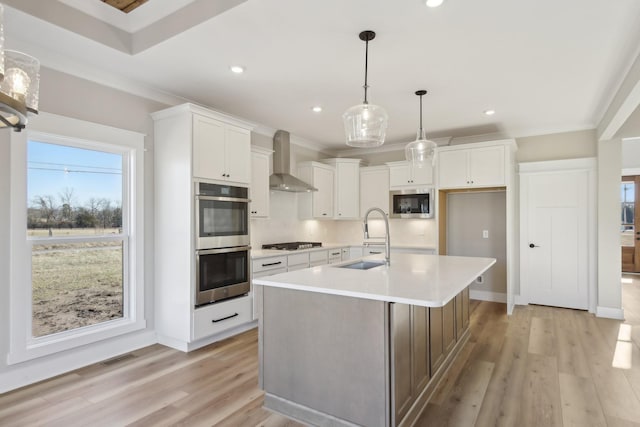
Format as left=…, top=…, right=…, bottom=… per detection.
left=389, top=188, right=434, bottom=219
left=196, top=246, right=250, bottom=306
left=195, top=182, right=250, bottom=250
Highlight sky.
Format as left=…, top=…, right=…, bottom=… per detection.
left=27, top=140, right=122, bottom=208
left=621, top=182, right=636, bottom=203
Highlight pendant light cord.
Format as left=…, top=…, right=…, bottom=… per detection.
left=363, top=39, right=369, bottom=104
left=419, top=93, right=423, bottom=134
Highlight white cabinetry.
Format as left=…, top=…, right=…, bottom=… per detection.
left=438, top=143, right=506, bottom=189
left=250, top=147, right=272, bottom=218
left=310, top=250, right=329, bottom=267
left=387, top=161, right=433, bottom=189
left=252, top=255, right=287, bottom=319
left=360, top=165, right=390, bottom=216
left=321, top=158, right=362, bottom=219
left=298, top=161, right=335, bottom=219
left=327, top=249, right=343, bottom=264
left=152, top=103, right=255, bottom=351
left=193, top=113, right=251, bottom=184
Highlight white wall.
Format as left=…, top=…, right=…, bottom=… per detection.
left=516, top=129, right=597, bottom=162
left=0, top=67, right=169, bottom=391
left=597, top=139, right=624, bottom=318
left=622, top=138, right=640, bottom=170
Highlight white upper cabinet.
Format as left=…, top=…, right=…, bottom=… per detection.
left=193, top=113, right=251, bottom=184
left=321, top=158, right=362, bottom=219
left=387, top=161, right=434, bottom=189
left=250, top=146, right=272, bottom=218
left=360, top=165, right=390, bottom=216
left=438, top=142, right=510, bottom=189
left=297, top=161, right=335, bottom=219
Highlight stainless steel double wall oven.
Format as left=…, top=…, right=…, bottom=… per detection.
left=195, top=181, right=250, bottom=306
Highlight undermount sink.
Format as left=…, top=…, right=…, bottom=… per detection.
left=338, top=261, right=386, bottom=270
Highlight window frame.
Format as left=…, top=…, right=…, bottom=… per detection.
left=8, top=112, right=145, bottom=364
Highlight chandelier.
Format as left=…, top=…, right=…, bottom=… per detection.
left=0, top=3, right=40, bottom=131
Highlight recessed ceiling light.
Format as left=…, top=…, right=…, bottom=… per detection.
left=484, top=109, right=496, bottom=116
left=312, top=106, right=322, bottom=113
left=230, top=65, right=245, bottom=74
left=426, top=0, right=444, bottom=8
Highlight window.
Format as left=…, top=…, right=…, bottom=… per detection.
left=8, top=113, right=145, bottom=363
left=28, top=141, right=125, bottom=338
left=621, top=180, right=635, bottom=247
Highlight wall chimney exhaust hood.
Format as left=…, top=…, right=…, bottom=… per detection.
left=270, top=130, right=318, bottom=192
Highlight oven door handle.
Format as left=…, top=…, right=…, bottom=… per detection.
left=197, top=246, right=251, bottom=255
left=196, top=195, right=251, bottom=203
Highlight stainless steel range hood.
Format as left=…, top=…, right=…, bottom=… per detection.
left=270, top=130, right=318, bottom=192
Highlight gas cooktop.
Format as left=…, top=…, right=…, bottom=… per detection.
left=262, top=242, right=322, bottom=251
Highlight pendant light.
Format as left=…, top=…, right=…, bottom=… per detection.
left=343, top=30, right=388, bottom=148
left=405, top=90, right=437, bottom=168
left=0, top=4, right=40, bottom=132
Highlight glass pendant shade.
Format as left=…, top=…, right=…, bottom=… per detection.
left=0, top=4, right=40, bottom=131
left=405, top=131, right=437, bottom=168
left=405, top=89, right=435, bottom=168
left=343, top=102, right=388, bottom=147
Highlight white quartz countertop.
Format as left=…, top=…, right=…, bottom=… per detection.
left=253, top=253, right=496, bottom=307
left=251, top=243, right=436, bottom=259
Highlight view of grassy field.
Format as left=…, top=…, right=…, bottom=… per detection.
left=31, top=236, right=123, bottom=337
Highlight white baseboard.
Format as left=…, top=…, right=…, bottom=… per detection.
left=0, top=330, right=156, bottom=394
left=514, top=295, right=528, bottom=305
left=469, top=290, right=507, bottom=303
left=158, top=320, right=258, bottom=353
left=596, top=306, right=625, bottom=320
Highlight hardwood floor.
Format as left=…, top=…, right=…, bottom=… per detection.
left=2, top=279, right=640, bottom=427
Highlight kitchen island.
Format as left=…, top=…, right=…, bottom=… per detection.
left=253, top=253, right=496, bottom=427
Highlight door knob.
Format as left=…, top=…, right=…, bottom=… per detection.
left=529, top=243, right=539, bottom=248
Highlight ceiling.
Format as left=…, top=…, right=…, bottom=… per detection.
left=4, top=0, right=640, bottom=149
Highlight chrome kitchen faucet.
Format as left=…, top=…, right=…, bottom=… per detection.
left=363, top=207, right=390, bottom=265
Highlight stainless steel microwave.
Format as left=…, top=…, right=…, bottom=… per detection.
left=389, top=188, right=434, bottom=219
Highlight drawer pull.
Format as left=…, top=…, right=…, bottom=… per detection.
left=369, top=251, right=382, bottom=254
left=331, top=252, right=340, bottom=255
left=262, top=261, right=283, bottom=267
left=212, top=313, right=239, bottom=323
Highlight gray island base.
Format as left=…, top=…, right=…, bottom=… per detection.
left=255, top=254, right=496, bottom=427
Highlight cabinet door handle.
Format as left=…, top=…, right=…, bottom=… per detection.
left=212, top=313, right=238, bottom=323
left=262, top=261, right=283, bottom=267
left=529, top=243, right=539, bottom=248
left=322, top=213, right=327, bottom=216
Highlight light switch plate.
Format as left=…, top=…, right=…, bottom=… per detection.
left=482, top=230, right=489, bottom=239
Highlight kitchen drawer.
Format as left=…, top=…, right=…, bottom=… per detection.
left=364, top=247, right=385, bottom=256
left=328, top=249, right=342, bottom=264
left=288, top=252, right=310, bottom=270
left=193, top=295, right=252, bottom=340
left=252, top=256, right=287, bottom=274
left=310, top=250, right=328, bottom=266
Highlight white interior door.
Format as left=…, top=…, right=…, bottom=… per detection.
left=521, top=168, right=589, bottom=310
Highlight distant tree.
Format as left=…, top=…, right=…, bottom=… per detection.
left=58, top=188, right=75, bottom=228
left=75, top=207, right=97, bottom=228
left=32, top=195, right=58, bottom=235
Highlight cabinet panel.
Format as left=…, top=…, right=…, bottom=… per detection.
left=389, top=164, right=412, bottom=188
left=313, top=166, right=334, bottom=218
left=309, top=250, right=328, bottom=266
left=250, top=150, right=270, bottom=217
left=411, top=163, right=434, bottom=186
left=360, top=166, right=390, bottom=216
left=468, top=145, right=505, bottom=186
left=193, top=114, right=226, bottom=180
left=455, top=291, right=464, bottom=339
left=412, top=306, right=430, bottom=392
left=443, top=299, right=456, bottom=355
left=224, top=125, right=251, bottom=184
left=336, top=162, right=360, bottom=218
left=437, top=150, right=468, bottom=188
left=392, top=303, right=413, bottom=423
left=429, top=307, right=444, bottom=375
left=462, top=287, right=470, bottom=330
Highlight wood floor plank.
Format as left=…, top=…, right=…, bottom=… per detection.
left=429, top=340, right=477, bottom=405
left=519, top=353, right=563, bottom=427
left=415, top=359, right=494, bottom=426
left=558, top=372, right=607, bottom=426
left=606, top=415, right=640, bottom=427
left=474, top=334, right=529, bottom=427
left=528, top=316, right=557, bottom=357
left=554, top=309, right=591, bottom=378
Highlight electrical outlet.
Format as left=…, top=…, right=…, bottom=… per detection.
left=476, top=275, right=484, bottom=284
left=482, top=230, right=489, bottom=239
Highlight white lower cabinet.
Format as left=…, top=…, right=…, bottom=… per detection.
left=252, top=255, right=287, bottom=320
left=288, top=252, right=310, bottom=271
left=328, top=249, right=343, bottom=264
left=193, top=295, right=252, bottom=340
left=310, top=250, right=329, bottom=267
